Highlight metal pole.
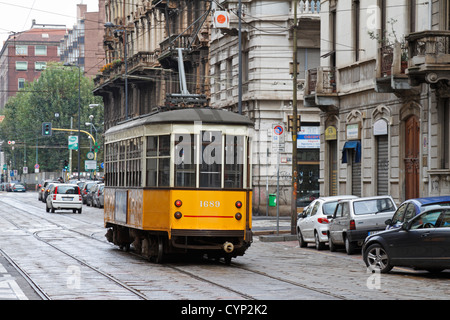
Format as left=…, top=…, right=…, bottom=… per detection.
left=291, top=0, right=299, bottom=235
left=238, top=0, right=243, bottom=115
left=78, top=66, right=81, bottom=180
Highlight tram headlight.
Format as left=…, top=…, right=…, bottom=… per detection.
left=235, top=212, right=242, bottom=221
left=235, top=201, right=242, bottom=209
left=174, top=199, right=182, bottom=207
left=174, top=211, right=183, bottom=219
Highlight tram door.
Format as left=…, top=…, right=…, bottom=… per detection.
left=404, top=116, right=420, bottom=200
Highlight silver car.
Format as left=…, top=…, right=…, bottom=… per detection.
left=297, top=195, right=358, bottom=250
left=328, top=196, right=397, bottom=254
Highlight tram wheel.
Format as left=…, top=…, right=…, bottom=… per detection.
left=154, top=236, right=165, bottom=264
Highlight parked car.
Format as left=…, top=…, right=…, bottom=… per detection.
left=363, top=207, right=450, bottom=273
left=81, top=181, right=98, bottom=204
left=328, top=196, right=397, bottom=254
left=11, top=183, right=26, bottom=192
left=92, top=184, right=104, bottom=208
left=385, top=196, right=450, bottom=229
left=46, top=184, right=82, bottom=214
left=297, top=195, right=358, bottom=250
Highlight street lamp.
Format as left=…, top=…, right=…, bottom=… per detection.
left=63, top=62, right=81, bottom=179
left=104, top=22, right=128, bottom=120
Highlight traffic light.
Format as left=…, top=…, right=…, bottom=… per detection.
left=63, top=160, right=69, bottom=170
left=42, top=122, right=52, bottom=136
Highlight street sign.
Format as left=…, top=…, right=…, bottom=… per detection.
left=23, top=167, right=28, bottom=174
left=86, top=151, right=95, bottom=160
left=272, top=124, right=285, bottom=152
left=85, top=160, right=97, bottom=171
left=68, top=136, right=78, bottom=150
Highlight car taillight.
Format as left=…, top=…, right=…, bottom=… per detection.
left=317, top=217, right=329, bottom=224
left=349, top=219, right=356, bottom=230
left=53, top=187, right=58, bottom=200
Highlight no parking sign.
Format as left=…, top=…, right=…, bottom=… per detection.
left=272, top=124, right=285, bottom=152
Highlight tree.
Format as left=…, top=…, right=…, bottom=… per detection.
left=0, top=63, right=103, bottom=173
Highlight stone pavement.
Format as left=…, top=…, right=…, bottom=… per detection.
left=252, top=215, right=298, bottom=242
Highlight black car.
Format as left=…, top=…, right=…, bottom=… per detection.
left=363, top=207, right=450, bottom=273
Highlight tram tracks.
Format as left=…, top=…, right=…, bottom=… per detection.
left=0, top=194, right=345, bottom=300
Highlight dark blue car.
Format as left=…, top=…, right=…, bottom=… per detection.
left=363, top=207, right=450, bottom=273
left=385, top=196, right=450, bottom=229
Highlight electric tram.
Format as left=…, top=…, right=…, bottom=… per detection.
left=104, top=108, right=254, bottom=263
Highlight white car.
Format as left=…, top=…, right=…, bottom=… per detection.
left=46, top=184, right=82, bottom=214
left=297, top=195, right=358, bottom=250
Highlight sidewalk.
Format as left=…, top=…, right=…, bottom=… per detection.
left=252, top=215, right=298, bottom=242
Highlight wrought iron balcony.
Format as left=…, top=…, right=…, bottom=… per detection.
left=406, top=30, right=450, bottom=87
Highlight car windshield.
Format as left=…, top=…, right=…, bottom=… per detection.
left=322, top=201, right=339, bottom=215
left=353, top=198, right=395, bottom=215
left=57, top=186, right=79, bottom=194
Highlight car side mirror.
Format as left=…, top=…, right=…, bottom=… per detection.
left=385, top=219, right=392, bottom=226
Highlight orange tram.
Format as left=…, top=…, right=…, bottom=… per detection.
left=104, top=108, right=254, bottom=263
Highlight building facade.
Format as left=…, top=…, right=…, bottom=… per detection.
left=94, top=0, right=211, bottom=131
left=60, top=2, right=106, bottom=78
left=210, top=0, right=321, bottom=215
left=306, top=0, right=450, bottom=204
left=0, top=21, right=66, bottom=110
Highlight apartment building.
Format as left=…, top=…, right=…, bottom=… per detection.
left=210, top=0, right=321, bottom=214
left=60, top=2, right=106, bottom=78
left=94, top=0, right=211, bottom=131
left=0, top=21, right=66, bottom=110
left=306, top=0, right=450, bottom=203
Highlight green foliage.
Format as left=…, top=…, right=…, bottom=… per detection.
left=0, top=63, right=103, bottom=173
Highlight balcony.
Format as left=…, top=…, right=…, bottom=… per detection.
left=304, top=66, right=339, bottom=112
left=297, top=0, right=321, bottom=16
left=375, top=42, right=418, bottom=96
left=406, top=30, right=450, bottom=93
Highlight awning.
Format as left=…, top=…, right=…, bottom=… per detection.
left=342, top=141, right=361, bottom=164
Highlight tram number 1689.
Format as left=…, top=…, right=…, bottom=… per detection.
left=200, top=201, right=221, bottom=208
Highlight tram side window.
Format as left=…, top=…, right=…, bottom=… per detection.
left=224, top=135, right=244, bottom=189
left=200, top=131, right=222, bottom=188
left=175, top=134, right=196, bottom=188
left=146, top=135, right=170, bottom=187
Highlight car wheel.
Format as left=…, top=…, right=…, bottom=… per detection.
left=363, top=243, right=393, bottom=274
left=297, top=229, right=307, bottom=248
left=328, top=234, right=337, bottom=252
left=344, top=236, right=356, bottom=255
left=46, top=203, right=50, bottom=213
left=78, top=208, right=82, bottom=214
left=314, top=232, right=325, bottom=250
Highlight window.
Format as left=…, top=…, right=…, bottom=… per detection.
left=35, top=45, right=47, bottom=56
left=15, top=45, right=27, bottom=55
left=200, top=131, right=222, bottom=188
left=16, top=61, right=27, bottom=71
left=174, top=134, right=196, bottom=188
left=18, top=78, right=25, bottom=90
left=146, top=135, right=170, bottom=187
left=224, top=135, right=244, bottom=188
left=410, top=210, right=442, bottom=229
left=35, top=62, right=47, bottom=71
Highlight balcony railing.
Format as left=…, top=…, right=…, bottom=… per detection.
left=305, top=67, right=337, bottom=96
left=298, top=0, right=321, bottom=15
left=407, top=30, right=450, bottom=65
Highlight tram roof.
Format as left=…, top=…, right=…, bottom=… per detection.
left=105, top=108, right=254, bottom=135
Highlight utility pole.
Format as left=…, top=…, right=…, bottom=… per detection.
left=291, top=0, right=299, bottom=235
left=238, top=0, right=243, bottom=115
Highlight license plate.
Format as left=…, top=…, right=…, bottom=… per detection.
left=368, top=230, right=381, bottom=236
left=62, top=197, right=73, bottom=201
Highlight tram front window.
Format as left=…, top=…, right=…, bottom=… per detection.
left=146, top=135, right=170, bottom=187
left=175, top=134, right=196, bottom=188
left=224, top=135, right=244, bottom=189
left=200, top=131, right=222, bottom=188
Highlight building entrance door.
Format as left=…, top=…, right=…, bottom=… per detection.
left=404, top=116, right=420, bottom=199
